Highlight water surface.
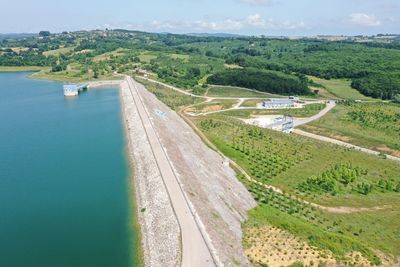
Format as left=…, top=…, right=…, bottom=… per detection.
left=0, top=72, right=137, bottom=267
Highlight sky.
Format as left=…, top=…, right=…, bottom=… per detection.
left=0, top=0, right=399, bottom=36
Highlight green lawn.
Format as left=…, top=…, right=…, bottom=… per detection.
left=300, top=102, right=400, bottom=156
left=309, top=76, right=374, bottom=100
left=207, top=85, right=272, bottom=98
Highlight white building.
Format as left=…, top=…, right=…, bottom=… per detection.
left=262, top=99, right=295, bottom=109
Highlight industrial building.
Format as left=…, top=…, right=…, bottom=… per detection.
left=243, top=115, right=294, bottom=133
left=63, top=84, right=87, bottom=97
left=262, top=98, right=296, bottom=109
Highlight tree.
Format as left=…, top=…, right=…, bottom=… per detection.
left=39, top=31, right=51, bottom=37
left=393, top=94, right=400, bottom=103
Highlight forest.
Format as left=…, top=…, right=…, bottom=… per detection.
left=0, top=30, right=400, bottom=99
left=207, top=68, right=312, bottom=95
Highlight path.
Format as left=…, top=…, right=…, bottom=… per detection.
left=293, top=100, right=336, bottom=127
left=126, top=76, right=215, bottom=267
left=294, top=129, right=400, bottom=162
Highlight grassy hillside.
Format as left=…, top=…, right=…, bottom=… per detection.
left=191, top=115, right=400, bottom=265
left=301, top=102, right=400, bottom=156
left=309, top=76, right=374, bottom=100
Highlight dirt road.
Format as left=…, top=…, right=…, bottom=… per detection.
left=294, top=129, right=400, bottom=162
left=126, top=77, right=215, bottom=266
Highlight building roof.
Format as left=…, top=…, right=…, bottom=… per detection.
left=263, top=99, right=294, bottom=105
left=63, top=85, right=79, bottom=91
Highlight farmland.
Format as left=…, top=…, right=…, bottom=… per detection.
left=192, top=114, right=400, bottom=265
left=301, top=102, right=400, bottom=157
left=1, top=29, right=400, bottom=266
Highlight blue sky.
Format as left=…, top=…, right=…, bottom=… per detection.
left=1, top=0, right=399, bottom=35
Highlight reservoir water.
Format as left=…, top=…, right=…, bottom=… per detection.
left=0, top=72, right=138, bottom=267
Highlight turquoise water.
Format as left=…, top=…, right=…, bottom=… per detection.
left=0, top=72, right=138, bottom=267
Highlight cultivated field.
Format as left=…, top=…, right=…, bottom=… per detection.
left=191, top=115, right=400, bottom=266
left=301, top=102, right=400, bottom=157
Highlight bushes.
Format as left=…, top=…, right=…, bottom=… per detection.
left=298, top=164, right=366, bottom=195
left=207, top=68, right=312, bottom=95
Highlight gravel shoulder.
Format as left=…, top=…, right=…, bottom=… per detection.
left=135, top=79, right=257, bottom=266
left=120, top=79, right=181, bottom=267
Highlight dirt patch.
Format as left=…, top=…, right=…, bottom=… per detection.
left=244, top=225, right=337, bottom=267
left=244, top=225, right=396, bottom=267
left=375, top=144, right=400, bottom=157
left=202, top=104, right=223, bottom=112
left=311, top=203, right=392, bottom=214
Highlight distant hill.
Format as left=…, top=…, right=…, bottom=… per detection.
left=185, top=32, right=244, bottom=38
left=0, top=33, right=37, bottom=40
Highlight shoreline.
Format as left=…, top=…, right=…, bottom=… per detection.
left=0, top=66, right=46, bottom=72
left=119, top=78, right=181, bottom=266
left=122, top=98, right=145, bottom=267
left=90, top=78, right=147, bottom=266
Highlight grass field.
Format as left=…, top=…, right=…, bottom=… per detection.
left=218, top=103, right=326, bottom=118
left=187, top=99, right=238, bottom=113
left=0, top=66, right=46, bottom=72
left=93, top=48, right=128, bottom=62
left=224, top=63, right=242, bottom=69
left=309, top=76, right=374, bottom=100
left=43, top=47, right=74, bottom=57
left=138, top=52, right=157, bottom=63
left=191, top=115, right=400, bottom=265
left=138, top=79, right=202, bottom=110
left=240, top=99, right=263, bottom=107
left=301, top=102, right=400, bottom=157
left=170, top=53, right=190, bottom=62
left=207, top=85, right=272, bottom=98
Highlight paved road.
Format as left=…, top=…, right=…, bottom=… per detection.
left=293, top=100, right=336, bottom=127
left=126, top=76, right=215, bottom=267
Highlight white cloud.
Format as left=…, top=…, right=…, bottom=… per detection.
left=239, top=0, right=272, bottom=5
left=349, top=13, right=382, bottom=26
left=146, top=14, right=306, bottom=32
left=99, top=14, right=306, bottom=34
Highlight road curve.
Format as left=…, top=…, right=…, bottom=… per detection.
left=293, top=100, right=336, bottom=127
left=126, top=76, right=216, bottom=267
